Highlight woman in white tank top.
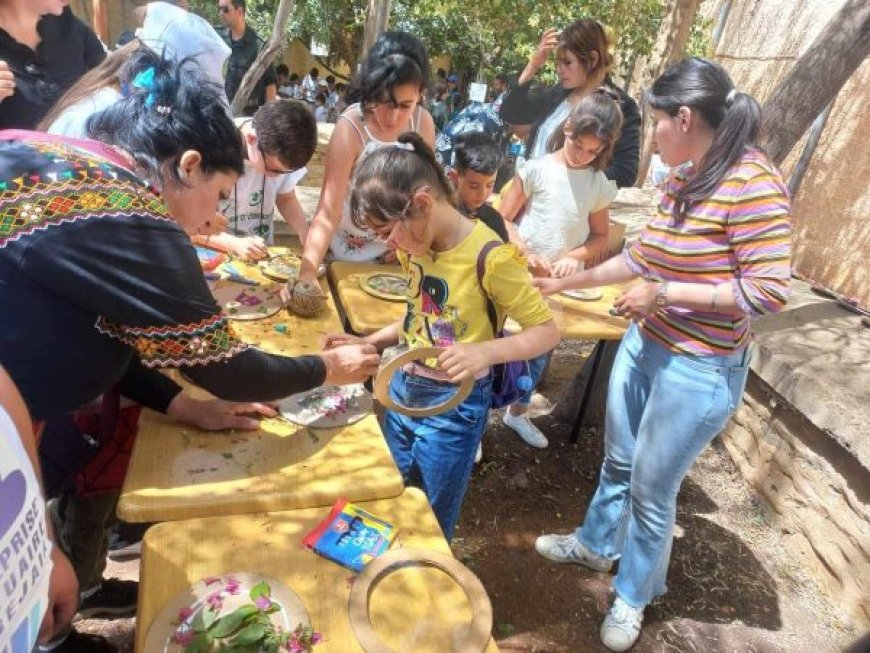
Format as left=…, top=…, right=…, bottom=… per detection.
left=299, top=32, right=436, bottom=282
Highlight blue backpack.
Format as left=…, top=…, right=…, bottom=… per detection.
left=475, top=241, right=533, bottom=408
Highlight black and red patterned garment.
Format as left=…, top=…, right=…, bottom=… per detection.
left=0, top=132, right=324, bottom=421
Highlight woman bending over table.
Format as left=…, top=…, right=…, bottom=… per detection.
left=0, top=54, right=378, bottom=423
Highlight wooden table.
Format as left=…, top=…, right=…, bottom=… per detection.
left=136, top=488, right=499, bottom=653
left=329, top=260, right=629, bottom=340
left=329, top=261, right=405, bottom=335
left=118, top=249, right=404, bottom=523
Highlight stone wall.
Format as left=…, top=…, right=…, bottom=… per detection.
left=714, top=0, right=870, bottom=305
left=721, top=373, right=870, bottom=627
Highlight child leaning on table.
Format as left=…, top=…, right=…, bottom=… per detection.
left=495, top=91, right=622, bottom=450
left=191, top=100, right=315, bottom=261
left=324, top=133, right=560, bottom=540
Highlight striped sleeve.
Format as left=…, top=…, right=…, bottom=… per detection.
left=726, top=169, right=791, bottom=317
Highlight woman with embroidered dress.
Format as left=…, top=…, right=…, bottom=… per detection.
left=0, top=53, right=379, bottom=424
left=533, top=58, right=791, bottom=651
left=297, top=31, right=436, bottom=288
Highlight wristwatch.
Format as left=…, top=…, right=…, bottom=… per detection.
left=655, top=281, right=670, bottom=308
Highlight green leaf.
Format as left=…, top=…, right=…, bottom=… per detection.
left=183, top=633, right=213, bottom=653
left=249, top=580, right=271, bottom=602
left=229, top=623, right=268, bottom=647
left=203, top=606, right=218, bottom=629
left=209, top=604, right=259, bottom=639
left=190, top=608, right=206, bottom=632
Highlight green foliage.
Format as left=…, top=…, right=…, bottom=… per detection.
left=686, top=12, right=714, bottom=58
left=189, top=0, right=665, bottom=85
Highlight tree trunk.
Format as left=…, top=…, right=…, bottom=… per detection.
left=229, top=0, right=295, bottom=116
left=760, top=0, right=870, bottom=166
left=635, top=0, right=703, bottom=187
left=361, top=0, right=392, bottom=60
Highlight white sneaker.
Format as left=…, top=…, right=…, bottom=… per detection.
left=534, top=533, right=612, bottom=572
left=600, top=597, right=644, bottom=651
left=503, top=410, right=548, bottom=448
left=474, top=442, right=483, bottom=464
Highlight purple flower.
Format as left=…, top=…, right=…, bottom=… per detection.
left=225, top=577, right=241, bottom=595
left=171, top=628, right=195, bottom=646
left=255, top=595, right=273, bottom=610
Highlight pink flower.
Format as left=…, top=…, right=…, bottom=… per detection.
left=171, top=628, right=195, bottom=646
left=205, top=591, right=224, bottom=611
left=202, top=576, right=222, bottom=586
left=225, top=577, right=240, bottom=595
left=255, top=595, right=272, bottom=610
left=176, top=606, right=194, bottom=623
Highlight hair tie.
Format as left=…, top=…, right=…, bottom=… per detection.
left=726, top=88, right=738, bottom=106
left=394, top=142, right=414, bottom=152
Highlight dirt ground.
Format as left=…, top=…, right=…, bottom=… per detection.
left=80, top=340, right=861, bottom=653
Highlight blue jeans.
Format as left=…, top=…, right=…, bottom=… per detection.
left=517, top=352, right=551, bottom=406
left=576, top=323, right=750, bottom=607
left=384, top=371, right=492, bottom=540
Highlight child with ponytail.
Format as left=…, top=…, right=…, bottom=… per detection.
left=325, top=134, right=560, bottom=540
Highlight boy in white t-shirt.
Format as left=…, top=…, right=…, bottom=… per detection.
left=498, top=92, right=623, bottom=448
left=192, top=100, right=317, bottom=260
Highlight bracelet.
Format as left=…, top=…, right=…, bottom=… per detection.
left=711, top=284, right=719, bottom=311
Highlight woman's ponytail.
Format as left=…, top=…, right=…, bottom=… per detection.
left=648, top=57, right=763, bottom=221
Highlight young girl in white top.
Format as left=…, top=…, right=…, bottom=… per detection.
left=497, top=92, right=623, bottom=448
left=297, top=31, right=436, bottom=286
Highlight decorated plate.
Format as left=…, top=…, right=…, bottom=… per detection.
left=279, top=384, right=372, bottom=429
left=143, top=573, right=311, bottom=653
left=560, top=287, right=604, bottom=301
left=195, top=247, right=227, bottom=273
left=260, top=252, right=326, bottom=282
left=358, top=273, right=408, bottom=302
left=209, top=278, right=283, bottom=321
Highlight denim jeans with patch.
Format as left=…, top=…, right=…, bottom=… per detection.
left=384, top=370, right=492, bottom=540
left=576, top=322, right=750, bottom=607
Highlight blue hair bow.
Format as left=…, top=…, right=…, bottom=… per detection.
left=132, top=67, right=157, bottom=107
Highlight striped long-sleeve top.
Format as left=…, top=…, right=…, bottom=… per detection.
left=624, top=148, right=791, bottom=355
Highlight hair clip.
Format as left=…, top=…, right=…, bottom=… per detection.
left=726, top=88, right=738, bottom=105
left=132, top=66, right=157, bottom=107
left=393, top=142, right=414, bottom=152
left=155, top=105, right=172, bottom=115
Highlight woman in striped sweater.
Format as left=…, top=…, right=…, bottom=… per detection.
left=532, top=57, right=791, bottom=651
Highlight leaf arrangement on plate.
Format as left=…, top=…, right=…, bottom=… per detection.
left=169, top=579, right=320, bottom=653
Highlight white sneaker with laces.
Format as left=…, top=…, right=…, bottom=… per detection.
left=600, top=597, right=644, bottom=651
left=503, top=410, right=548, bottom=448
left=534, top=533, right=612, bottom=572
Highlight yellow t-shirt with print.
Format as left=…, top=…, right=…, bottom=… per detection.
left=397, top=220, right=552, bottom=349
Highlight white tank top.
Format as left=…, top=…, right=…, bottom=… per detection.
left=0, top=406, right=52, bottom=653
left=330, top=103, right=422, bottom=262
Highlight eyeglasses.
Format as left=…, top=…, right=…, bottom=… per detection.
left=259, top=146, right=297, bottom=176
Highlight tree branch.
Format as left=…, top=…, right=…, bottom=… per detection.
left=230, top=0, right=295, bottom=116
left=760, top=0, right=870, bottom=165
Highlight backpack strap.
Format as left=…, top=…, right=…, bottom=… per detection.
left=475, top=240, right=503, bottom=336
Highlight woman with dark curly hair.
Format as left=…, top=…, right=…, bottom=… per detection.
left=500, top=18, right=640, bottom=187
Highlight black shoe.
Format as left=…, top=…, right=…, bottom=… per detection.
left=39, top=630, right=118, bottom=652
left=76, top=579, right=138, bottom=619
left=107, top=522, right=150, bottom=560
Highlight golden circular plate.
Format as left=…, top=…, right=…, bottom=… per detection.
left=560, top=287, right=604, bottom=301
left=260, top=251, right=326, bottom=282
left=143, top=572, right=309, bottom=653
left=209, top=279, right=283, bottom=321
left=348, top=548, right=493, bottom=653
left=358, top=272, right=408, bottom=302
left=373, top=346, right=473, bottom=417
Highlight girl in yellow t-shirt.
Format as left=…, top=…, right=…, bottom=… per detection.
left=325, top=134, right=560, bottom=540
